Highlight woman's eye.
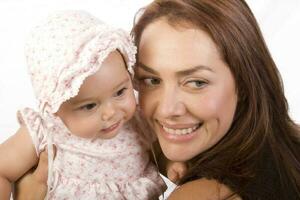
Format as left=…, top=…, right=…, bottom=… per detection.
left=115, top=87, right=127, bottom=97
left=186, top=80, right=207, bottom=89
left=143, top=78, right=161, bottom=86
left=79, top=103, right=97, bottom=111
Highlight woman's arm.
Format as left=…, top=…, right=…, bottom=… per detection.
left=14, top=150, right=49, bottom=200
left=168, top=178, right=241, bottom=200
left=0, top=126, right=38, bottom=200
left=14, top=145, right=56, bottom=200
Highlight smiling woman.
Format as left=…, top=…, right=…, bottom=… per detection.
left=132, top=0, right=300, bottom=199
left=135, top=20, right=238, bottom=162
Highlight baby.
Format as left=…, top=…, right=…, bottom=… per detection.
left=0, top=10, right=167, bottom=199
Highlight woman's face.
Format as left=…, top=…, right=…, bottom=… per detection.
left=135, top=19, right=238, bottom=161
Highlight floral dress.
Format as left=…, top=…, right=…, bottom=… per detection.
left=18, top=108, right=166, bottom=199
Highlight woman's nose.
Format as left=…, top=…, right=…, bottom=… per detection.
left=100, top=101, right=116, bottom=121
left=156, top=87, right=186, bottom=118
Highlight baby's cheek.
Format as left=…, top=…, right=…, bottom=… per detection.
left=71, top=118, right=99, bottom=138
left=124, top=95, right=137, bottom=120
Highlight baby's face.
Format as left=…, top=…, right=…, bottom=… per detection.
left=56, top=51, right=136, bottom=139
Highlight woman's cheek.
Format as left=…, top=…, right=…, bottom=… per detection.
left=139, top=89, right=155, bottom=117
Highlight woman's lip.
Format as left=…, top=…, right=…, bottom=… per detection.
left=158, top=120, right=201, bottom=129
left=157, top=122, right=201, bottom=143
left=101, top=121, right=121, bottom=134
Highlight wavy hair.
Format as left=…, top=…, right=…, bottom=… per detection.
left=132, top=0, right=300, bottom=199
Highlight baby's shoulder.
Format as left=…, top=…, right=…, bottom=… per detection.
left=168, top=178, right=241, bottom=200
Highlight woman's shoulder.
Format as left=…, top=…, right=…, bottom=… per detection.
left=168, top=178, right=241, bottom=200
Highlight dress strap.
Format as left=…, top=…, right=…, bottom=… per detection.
left=45, top=133, right=58, bottom=199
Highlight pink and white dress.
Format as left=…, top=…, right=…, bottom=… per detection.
left=18, top=108, right=166, bottom=199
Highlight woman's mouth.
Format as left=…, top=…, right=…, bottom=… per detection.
left=158, top=121, right=203, bottom=142
left=162, top=124, right=200, bottom=135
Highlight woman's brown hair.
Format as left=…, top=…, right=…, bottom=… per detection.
left=132, top=0, right=300, bottom=199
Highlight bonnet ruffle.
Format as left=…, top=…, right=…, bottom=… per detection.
left=25, top=10, right=136, bottom=116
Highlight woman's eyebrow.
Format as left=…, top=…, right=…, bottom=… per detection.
left=136, top=62, right=213, bottom=76
left=136, top=62, right=159, bottom=74
left=176, top=65, right=214, bottom=77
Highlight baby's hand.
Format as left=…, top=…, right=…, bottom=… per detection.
left=166, top=161, right=187, bottom=183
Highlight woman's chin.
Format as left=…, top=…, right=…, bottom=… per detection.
left=160, top=141, right=194, bottom=162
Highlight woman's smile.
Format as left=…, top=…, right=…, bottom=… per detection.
left=157, top=121, right=203, bottom=143
left=158, top=120, right=202, bottom=134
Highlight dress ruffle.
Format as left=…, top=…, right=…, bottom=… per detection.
left=18, top=107, right=48, bottom=155
left=49, top=164, right=166, bottom=200
left=17, top=107, right=166, bottom=199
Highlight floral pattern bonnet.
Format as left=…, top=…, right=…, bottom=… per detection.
left=25, top=10, right=136, bottom=117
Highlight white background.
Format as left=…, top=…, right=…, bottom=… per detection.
left=1, top=0, right=300, bottom=144
left=0, top=0, right=299, bottom=197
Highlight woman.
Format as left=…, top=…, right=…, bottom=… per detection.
left=16, top=0, right=300, bottom=199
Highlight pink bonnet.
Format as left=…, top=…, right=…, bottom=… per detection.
left=25, top=10, right=136, bottom=116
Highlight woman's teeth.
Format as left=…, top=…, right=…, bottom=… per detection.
left=162, top=124, right=200, bottom=135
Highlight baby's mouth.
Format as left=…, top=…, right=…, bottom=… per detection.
left=101, top=120, right=121, bottom=133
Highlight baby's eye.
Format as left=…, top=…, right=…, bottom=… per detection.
left=79, top=103, right=97, bottom=111
left=115, top=87, right=127, bottom=97
left=185, top=80, right=207, bottom=89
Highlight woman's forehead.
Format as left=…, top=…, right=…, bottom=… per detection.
left=137, top=19, right=223, bottom=73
